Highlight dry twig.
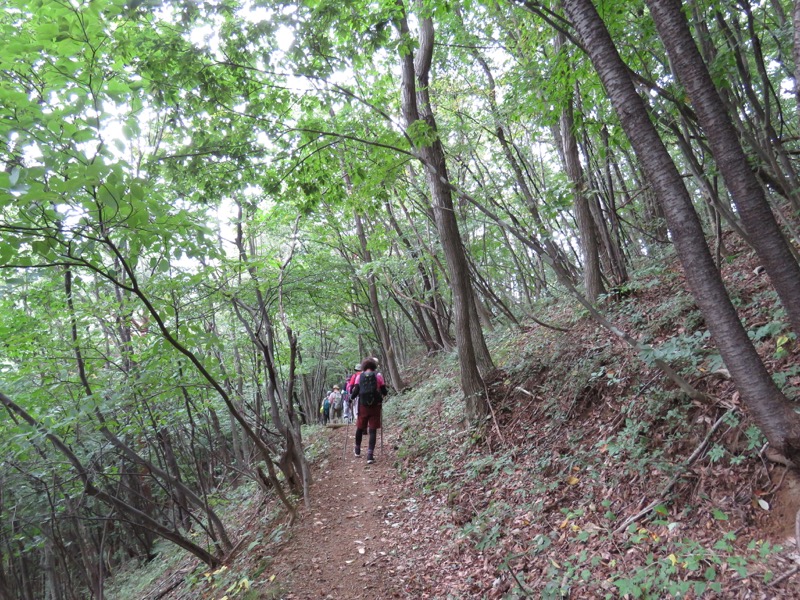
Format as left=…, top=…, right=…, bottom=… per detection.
left=504, top=562, right=534, bottom=596
left=483, top=382, right=505, bottom=446
left=769, top=565, right=799, bottom=588
left=365, top=553, right=391, bottom=567
left=614, top=410, right=729, bottom=534
left=796, top=506, right=800, bottom=556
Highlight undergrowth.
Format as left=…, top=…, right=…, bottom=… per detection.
left=106, top=425, right=333, bottom=599
left=388, top=249, right=796, bottom=598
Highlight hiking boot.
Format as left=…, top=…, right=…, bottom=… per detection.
left=354, top=449, right=361, bottom=457
left=366, top=455, right=375, bottom=464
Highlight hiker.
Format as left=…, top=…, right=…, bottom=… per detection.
left=346, top=364, right=362, bottom=421
left=321, top=393, right=331, bottom=425
left=343, top=392, right=352, bottom=424
left=351, top=357, right=388, bottom=464
left=329, top=385, right=343, bottom=423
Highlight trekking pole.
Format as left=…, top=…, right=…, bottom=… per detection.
left=343, top=419, right=350, bottom=459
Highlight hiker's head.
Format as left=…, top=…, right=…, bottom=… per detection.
left=333, top=385, right=340, bottom=391
left=360, top=357, right=378, bottom=371
left=355, top=364, right=363, bottom=372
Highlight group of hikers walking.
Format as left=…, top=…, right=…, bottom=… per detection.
left=320, top=385, right=349, bottom=424
left=319, top=357, right=388, bottom=464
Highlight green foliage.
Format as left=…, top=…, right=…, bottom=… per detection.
left=103, top=541, right=188, bottom=600
left=0, top=0, right=798, bottom=596
left=389, top=352, right=465, bottom=491
left=607, top=533, right=781, bottom=599
left=406, top=119, right=439, bottom=147
left=460, top=500, right=511, bottom=551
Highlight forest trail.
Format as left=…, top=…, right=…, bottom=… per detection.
left=268, top=423, right=418, bottom=599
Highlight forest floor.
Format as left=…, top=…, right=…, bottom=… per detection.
left=151, top=401, right=800, bottom=599
left=250, top=420, right=498, bottom=599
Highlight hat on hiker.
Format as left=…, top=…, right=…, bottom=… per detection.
left=333, top=385, right=340, bottom=390
left=355, top=364, right=362, bottom=371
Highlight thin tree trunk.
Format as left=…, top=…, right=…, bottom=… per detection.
left=0, top=392, right=222, bottom=567
left=465, top=28, right=578, bottom=282
left=65, top=267, right=232, bottom=552
left=589, top=126, right=629, bottom=285
left=559, top=79, right=605, bottom=300
left=342, top=174, right=405, bottom=389
left=794, top=0, right=800, bottom=120
left=393, top=192, right=455, bottom=349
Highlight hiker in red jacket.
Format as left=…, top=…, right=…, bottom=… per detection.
left=350, top=357, right=388, bottom=464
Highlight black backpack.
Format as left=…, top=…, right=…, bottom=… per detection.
left=359, top=371, right=380, bottom=407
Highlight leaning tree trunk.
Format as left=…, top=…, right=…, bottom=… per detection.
left=383, top=201, right=447, bottom=351
left=395, top=3, right=493, bottom=420
left=551, top=21, right=604, bottom=299
left=644, top=0, right=800, bottom=337
left=794, top=0, right=800, bottom=120
left=392, top=190, right=456, bottom=350
left=0, top=392, right=222, bottom=567
left=68, top=266, right=234, bottom=551
left=595, top=126, right=630, bottom=285
left=562, top=0, right=800, bottom=462
left=467, top=43, right=579, bottom=287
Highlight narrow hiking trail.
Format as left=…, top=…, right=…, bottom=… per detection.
left=146, top=412, right=498, bottom=600
left=268, top=424, right=428, bottom=599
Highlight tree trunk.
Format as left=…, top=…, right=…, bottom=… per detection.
left=395, top=3, right=493, bottom=420
left=0, top=392, right=222, bottom=566
left=645, top=0, right=800, bottom=338
left=394, top=183, right=457, bottom=349
left=583, top=125, right=629, bottom=286
left=385, top=199, right=451, bottom=351
left=342, top=164, right=406, bottom=390
left=794, top=0, right=800, bottom=120
left=465, top=28, right=578, bottom=283
left=562, top=0, right=800, bottom=462
left=157, top=428, right=191, bottom=531
left=559, top=81, right=605, bottom=300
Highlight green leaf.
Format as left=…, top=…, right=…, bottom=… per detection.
left=406, top=119, right=438, bottom=146
left=73, top=129, right=96, bottom=143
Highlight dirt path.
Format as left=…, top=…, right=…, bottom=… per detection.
left=269, top=424, right=418, bottom=599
